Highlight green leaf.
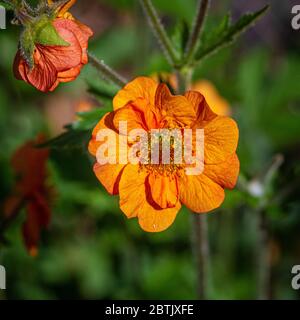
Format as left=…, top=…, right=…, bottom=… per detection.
left=40, top=129, right=91, bottom=150
left=72, top=106, right=113, bottom=131
left=87, top=80, right=118, bottom=101
left=0, top=1, right=14, bottom=10
left=40, top=106, right=113, bottom=150
left=195, top=5, right=269, bottom=63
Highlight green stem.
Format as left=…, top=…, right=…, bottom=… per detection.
left=191, top=214, right=209, bottom=299
left=257, top=209, right=271, bottom=300
left=256, top=155, right=283, bottom=300
left=184, top=0, right=210, bottom=64
left=176, top=63, right=209, bottom=300
left=175, top=67, right=192, bottom=94
left=88, top=53, right=127, bottom=88
left=139, top=0, right=179, bottom=67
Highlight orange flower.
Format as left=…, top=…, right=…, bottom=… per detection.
left=3, top=136, right=51, bottom=256
left=89, top=77, right=239, bottom=232
left=13, top=0, right=93, bottom=92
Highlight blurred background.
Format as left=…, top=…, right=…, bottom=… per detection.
left=0, top=0, right=300, bottom=299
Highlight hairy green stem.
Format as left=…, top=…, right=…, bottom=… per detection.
left=175, top=68, right=192, bottom=94
left=139, top=0, right=179, bottom=67
left=88, top=53, right=127, bottom=88
left=256, top=155, right=283, bottom=300
left=176, top=64, right=210, bottom=300
left=191, top=214, right=209, bottom=300
left=184, top=0, right=210, bottom=64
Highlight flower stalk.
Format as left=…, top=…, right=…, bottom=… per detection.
left=176, top=62, right=210, bottom=300
left=88, top=53, right=127, bottom=88
left=139, top=0, right=179, bottom=67
left=257, top=209, right=271, bottom=300
left=184, top=0, right=210, bottom=64
left=256, top=154, right=283, bottom=300
left=191, top=214, right=210, bottom=299
left=175, top=67, right=192, bottom=94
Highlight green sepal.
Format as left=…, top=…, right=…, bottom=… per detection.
left=34, top=15, right=69, bottom=46
left=18, top=13, right=70, bottom=68
left=19, top=26, right=35, bottom=69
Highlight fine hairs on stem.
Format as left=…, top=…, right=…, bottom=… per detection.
left=256, top=154, right=284, bottom=300
left=184, top=0, right=210, bottom=64
left=139, top=0, right=179, bottom=67
left=88, top=53, right=127, bottom=88
left=191, top=214, right=210, bottom=299
left=174, top=42, right=210, bottom=299
left=257, top=209, right=271, bottom=300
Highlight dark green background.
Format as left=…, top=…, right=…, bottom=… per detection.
left=0, top=0, right=299, bottom=299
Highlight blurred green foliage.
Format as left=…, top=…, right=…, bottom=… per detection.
left=0, top=0, right=300, bottom=300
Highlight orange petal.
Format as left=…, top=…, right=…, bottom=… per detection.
left=147, top=174, right=178, bottom=209
left=155, top=83, right=196, bottom=127
left=56, top=65, right=81, bottom=81
left=204, top=116, right=239, bottom=164
left=113, top=77, right=158, bottom=110
left=14, top=49, right=58, bottom=92
left=93, top=162, right=125, bottom=195
left=119, top=164, right=181, bottom=232
left=89, top=112, right=128, bottom=194
left=204, top=153, right=240, bottom=189
left=113, top=103, right=148, bottom=133
left=43, top=20, right=83, bottom=71
left=179, top=173, right=225, bottom=213
left=113, top=99, right=159, bottom=133
left=184, top=90, right=217, bottom=127
left=53, top=18, right=93, bottom=65
left=23, top=193, right=51, bottom=255
left=11, top=136, right=49, bottom=195
left=48, top=0, right=77, bottom=17
left=49, top=65, right=81, bottom=91
left=59, top=0, right=76, bottom=16
left=88, top=112, right=116, bottom=157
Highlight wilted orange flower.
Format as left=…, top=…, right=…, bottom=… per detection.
left=14, top=0, right=93, bottom=92
left=75, top=99, right=94, bottom=113
left=89, top=77, right=239, bottom=232
left=4, top=136, right=51, bottom=256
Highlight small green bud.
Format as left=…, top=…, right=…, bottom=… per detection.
left=18, top=14, right=70, bottom=69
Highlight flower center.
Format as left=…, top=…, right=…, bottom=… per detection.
left=138, top=129, right=185, bottom=177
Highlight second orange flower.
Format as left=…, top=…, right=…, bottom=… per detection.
left=14, top=0, right=93, bottom=92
